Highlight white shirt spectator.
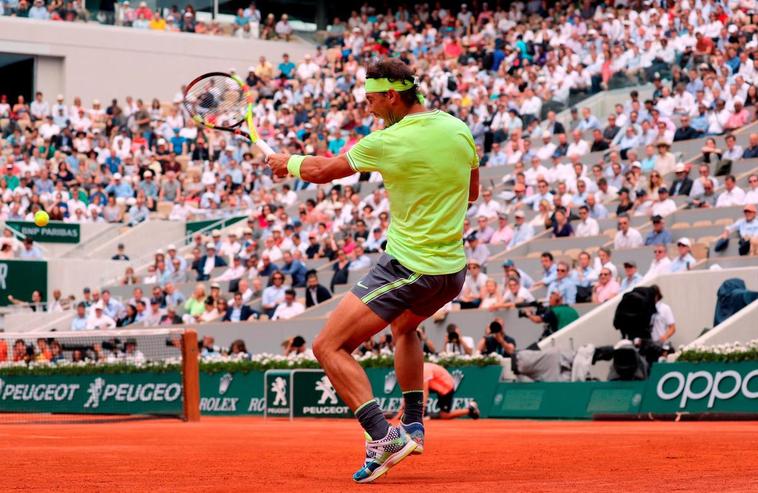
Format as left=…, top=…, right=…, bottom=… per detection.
left=651, top=198, right=677, bottom=217
left=716, top=187, right=746, bottom=208
left=86, top=311, right=116, bottom=330
left=614, top=228, right=644, bottom=249
left=271, top=300, right=305, bottom=320
left=475, top=198, right=504, bottom=219
left=567, top=139, right=590, bottom=157
left=644, top=256, right=672, bottom=281
left=575, top=217, right=599, bottom=237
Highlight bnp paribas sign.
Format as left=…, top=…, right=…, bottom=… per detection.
left=640, top=362, right=758, bottom=414
left=0, top=373, right=183, bottom=415
left=5, top=221, right=80, bottom=243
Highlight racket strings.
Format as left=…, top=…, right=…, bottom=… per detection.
left=184, top=75, right=247, bottom=127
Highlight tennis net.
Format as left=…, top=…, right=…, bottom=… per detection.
left=0, top=328, right=199, bottom=423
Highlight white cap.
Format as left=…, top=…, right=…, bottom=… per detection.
left=677, top=237, right=691, bottom=247
left=206, top=242, right=216, bottom=249
left=157, top=138, right=167, bottom=146
left=212, top=229, right=221, bottom=237
left=631, top=161, right=642, bottom=169
left=674, top=163, right=686, bottom=173
left=144, top=170, right=153, bottom=177
left=167, top=244, right=177, bottom=250
left=56, top=94, right=64, bottom=100
left=114, top=172, right=122, bottom=179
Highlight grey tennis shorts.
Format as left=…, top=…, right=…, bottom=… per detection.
left=351, top=253, right=466, bottom=323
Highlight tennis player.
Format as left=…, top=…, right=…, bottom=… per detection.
left=267, top=58, right=479, bottom=483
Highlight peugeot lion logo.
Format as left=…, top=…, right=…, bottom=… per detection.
left=315, top=376, right=338, bottom=405
left=271, top=377, right=288, bottom=406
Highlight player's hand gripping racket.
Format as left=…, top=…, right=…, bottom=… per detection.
left=182, top=72, right=274, bottom=158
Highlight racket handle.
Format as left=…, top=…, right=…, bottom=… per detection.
left=255, top=138, right=274, bottom=158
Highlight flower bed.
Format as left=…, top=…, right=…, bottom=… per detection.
left=676, top=339, right=758, bottom=363
left=0, top=353, right=503, bottom=376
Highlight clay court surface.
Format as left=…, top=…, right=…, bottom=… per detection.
left=1, top=417, right=757, bottom=492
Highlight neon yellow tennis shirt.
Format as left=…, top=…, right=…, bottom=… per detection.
left=346, top=110, right=478, bottom=275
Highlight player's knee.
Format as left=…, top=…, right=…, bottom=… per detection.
left=312, top=335, right=331, bottom=362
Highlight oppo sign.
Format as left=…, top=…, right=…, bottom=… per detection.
left=656, top=369, right=758, bottom=408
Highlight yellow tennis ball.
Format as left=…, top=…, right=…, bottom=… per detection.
left=34, top=210, right=49, bottom=227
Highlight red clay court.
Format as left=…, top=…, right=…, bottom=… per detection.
left=1, top=417, right=756, bottom=492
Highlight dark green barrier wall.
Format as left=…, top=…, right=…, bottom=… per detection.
left=6, top=221, right=80, bottom=243
left=488, top=381, right=646, bottom=419
left=640, top=362, right=758, bottom=414
left=185, top=216, right=246, bottom=242
left=0, top=260, right=47, bottom=306
left=201, top=366, right=503, bottom=418
left=0, top=372, right=183, bottom=415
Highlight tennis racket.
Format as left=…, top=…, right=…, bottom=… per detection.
left=182, top=72, right=274, bottom=158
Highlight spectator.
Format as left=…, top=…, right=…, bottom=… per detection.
left=457, top=259, right=486, bottom=310
left=670, top=163, right=693, bottom=197
left=716, top=175, right=746, bottom=208
left=111, top=243, right=129, bottom=261
left=745, top=175, right=758, bottom=205
left=534, top=252, right=558, bottom=289
left=474, top=216, right=495, bottom=244
left=194, top=243, right=227, bottom=281
left=507, top=210, right=534, bottom=249
left=614, top=215, right=644, bottom=250
left=480, top=279, right=503, bottom=312
left=720, top=204, right=758, bottom=256
left=593, top=247, right=618, bottom=279
left=574, top=205, right=599, bottom=237
left=182, top=284, right=207, bottom=322
left=620, top=261, right=643, bottom=291
left=650, top=285, right=676, bottom=344
left=592, top=268, right=620, bottom=304
left=498, top=276, right=535, bottom=310
left=572, top=251, right=598, bottom=302
left=262, top=271, right=287, bottom=318
left=283, top=336, right=311, bottom=357
left=643, top=245, right=672, bottom=282
left=651, top=187, right=677, bottom=217
left=304, top=270, right=331, bottom=308
left=551, top=208, right=573, bottom=238
left=670, top=238, right=696, bottom=273
left=547, top=261, right=577, bottom=305
left=272, top=289, right=304, bottom=320
left=464, top=233, right=489, bottom=266
left=86, top=304, right=116, bottom=330
left=689, top=178, right=718, bottom=209
left=223, top=291, right=258, bottom=322
left=347, top=245, right=371, bottom=272
left=70, top=302, right=89, bottom=330
left=280, top=250, right=308, bottom=286
left=18, top=237, right=43, bottom=260
left=489, top=212, right=513, bottom=245
left=743, top=134, right=758, bottom=159
left=330, top=249, right=351, bottom=292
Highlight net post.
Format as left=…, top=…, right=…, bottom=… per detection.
left=181, top=329, right=201, bottom=422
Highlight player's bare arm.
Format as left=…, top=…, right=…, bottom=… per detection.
left=267, top=153, right=354, bottom=183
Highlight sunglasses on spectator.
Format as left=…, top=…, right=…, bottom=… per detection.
left=599, top=273, right=610, bottom=277
left=557, top=268, right=568, bottom=273
left=655, top=249, right=665, bottom=254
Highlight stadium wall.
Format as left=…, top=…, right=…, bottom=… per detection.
left=689, top=300, right=758, bottom=347
left=0, top=17, right=313, bottom=103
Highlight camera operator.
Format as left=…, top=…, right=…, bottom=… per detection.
left=443, top=324, right=474, bottom=355
left=521, top=291, right=579, bottom=339
left=477, top=319, right=516, bottom=356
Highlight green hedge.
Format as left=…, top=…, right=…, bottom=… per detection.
left=0, top=354, right=502, bottom=377
left=676, top=348, right=758, bottom=363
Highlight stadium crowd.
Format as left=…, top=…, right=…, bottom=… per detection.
left=1, top=0, right=758, bottom=332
